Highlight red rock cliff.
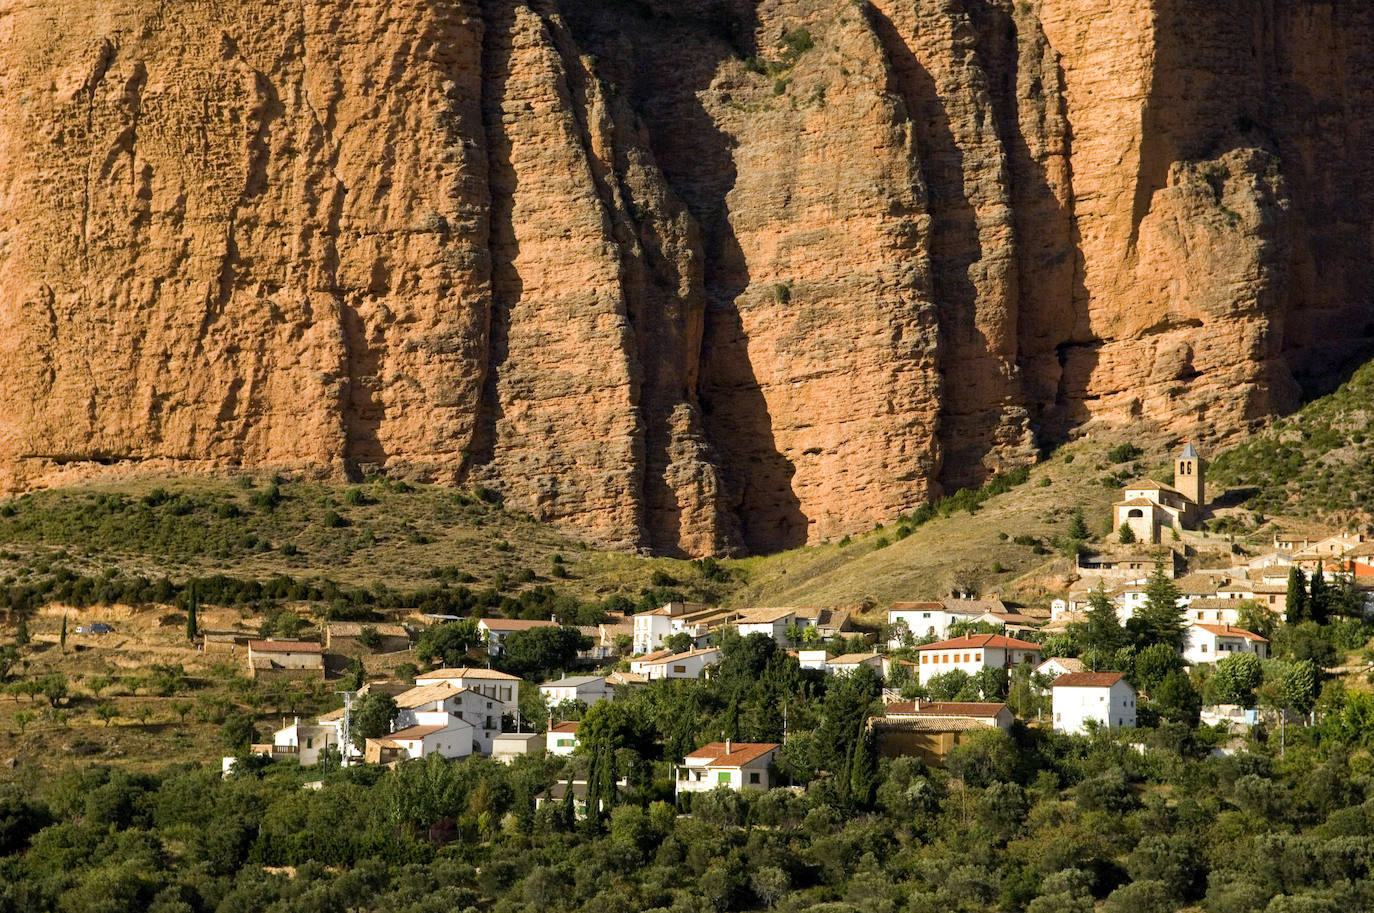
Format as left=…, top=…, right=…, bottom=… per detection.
left=0, top=0, right=1370, bottom=554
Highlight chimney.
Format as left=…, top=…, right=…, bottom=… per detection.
left=725, top=739, right=732, bottom=754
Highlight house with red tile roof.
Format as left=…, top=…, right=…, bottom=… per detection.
left=913, top=634, right=1042, bottom=685
left=1182, top=623, right=1268, bottom=665
left=677, top=741, right=780, bottom=795
left=1050, top=672, right=1136, bottom=735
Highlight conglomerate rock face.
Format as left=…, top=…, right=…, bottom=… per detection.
left=1, top=0, right=1371, bottom=555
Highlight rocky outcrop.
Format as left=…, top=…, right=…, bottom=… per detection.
left=1, top=0, right=1371, bottom=555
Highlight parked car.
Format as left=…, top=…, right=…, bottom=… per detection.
left=75, top=623, right=114, bottom=635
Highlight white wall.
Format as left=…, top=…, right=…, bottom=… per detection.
left=1052, top=682, right=1136, bottom=735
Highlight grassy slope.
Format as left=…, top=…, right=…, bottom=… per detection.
left=732, top=439, right=1158, bottom=613
left=0, top=475, right=696, bottom=602
left=0, top=440, right=1188, bottom=620
left=1210, top=360, right=1374, bottom=526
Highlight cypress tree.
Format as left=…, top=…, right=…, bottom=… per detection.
left=185, top=584, right=199, bottom=642
left=1285, top=566, right=1308, bottom=624
left=59, top=615, right=67, bottom=653
left=1309, top=565, right=1329, bottom=625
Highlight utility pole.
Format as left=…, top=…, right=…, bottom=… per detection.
left=335, top=691, right=355, bottom=766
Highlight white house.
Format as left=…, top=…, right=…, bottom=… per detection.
left=632, top=602, right=715, bottom=654
left=798, top=649, right=829, bottom=671
left=628, top=650, right=674, bottom=675
left=914, top=634, right=1043, bottom=685
left=364, top=710, right=475, bottom=764
left=640, top=647, right=720, bottom=681
left=676, top=741, right=779, bottom=795
left=887, top=602, right=946, bottom=643
left=732, top=607, right=799, bottom=643
left=1182, top=623, right=1268, bottom=665
left=547, top=720, right=580, bottom=757
left=414, top=667, right=522, bottom=717
left=477, top=618, right=558, bottom=656
left=1034, top=657, right=1085, bottom=681
left=1051, top=672, right=1137, bottom=734
left=826, top=653, right=884, bottom=676
left=492, top=732, right=545, bottom=764
left=268, top=718, right=336, bottom=765
left=540, top=675, right=615, bottom=707
left=392, top=681, right=504, bottom=755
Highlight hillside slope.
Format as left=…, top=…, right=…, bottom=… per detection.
left=1211, top=360, right=1374, bottom=528
left=2, top=0, right=1373, bottom=556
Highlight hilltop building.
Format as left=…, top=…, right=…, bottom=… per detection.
left=1112, top=443, right=1206, bottom=543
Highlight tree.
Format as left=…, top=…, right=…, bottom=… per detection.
left=350, top=692, right=399, bottom=750
left=1308, top=565, right=1329, bottom=625
left=221, top=713, right=256, bottom=753
left=185, top=584, right=199, bottom=642
left=926, top=669, right=974, bottom=701
left=415, top=619, right=485, bottom=667
left=1152, top=671, right=1200, bottom=726
left=1272, top=621, right=1339, bottom=669
left=1236, top=601, right=1278, bottom=640
left=1278, top=659, right=1318, bottom=714
left=14, top=616, right=28, bottom=646
left=1076, top=583, right=1127, bottom=654
left=503, top=626, right=589, bottom=678
left=40, top=674, right=67, bottom=708
left=59, top=615, right=67, bottom=653
left=1134, top=566, right=1185, bottom=650
left=1133, top=643, right=1184, bottom=693
left=1285, top=566, right=1308, bottom=624
left=94, top=703, right=117, bottom=727
left=663, top=632, right=695, bottom=654
left=1209, top=652, right=1263, bottom=708
left=1118, top=523, right=1136, bottom=544
left=346, top=656, right=365, bottom=691
left=357, top=625, right=382, bottom=650
left=1067, top=508, right=1090, bottom=541
left=0, top=645, right=17, bottom=682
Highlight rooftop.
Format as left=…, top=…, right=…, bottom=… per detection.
left=417, top=667, right=522, bottom=681
left=1051, top=671, right=1127, bottom=688
left=641, top=647, right=720, bottom=666
left=914, top=633, right=1042, bottom=651
left=540, top=675, right=606, bottom=689
left=394, top=682, right=464, bottom=708
left=549, top=720, right=580, bottom=733
left=891, top=602, right=944, bottom=611
left=828, top=652, right=881, bottom=665
left=479, top=618, right=559, bottom=632
left=684, top=741, right=780, bottom=767
left=885, top=701, right=1007, bottom=718
left=1192, top=623, right=1268, bottom=642
left=495, top=732, right=544, bottom=744
left=327, top=623, right=408, bottom=638
left=734, top=607, right=797, bottom=625
left=377, top=723, right=448, bottom=742
left=1125, top=478, right=1183, bottom=495
left=248, top=640, right=321, bottom=654
left=1036, top=657, right=1086, bottom=674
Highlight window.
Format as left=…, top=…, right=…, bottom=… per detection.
left=750, top=772, right=761, bottom=784
left=673, top=665, right=686, bottom=673
left=1128, top=508, right=1144, bottom=518
left=921, top=655, right=928, bottom=664
left=718, top=771, right=730, bottom=784
left=974, top=652, right=982, bottom=662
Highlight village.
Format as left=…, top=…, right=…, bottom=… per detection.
left=219, top=444, right=1374, bottom=806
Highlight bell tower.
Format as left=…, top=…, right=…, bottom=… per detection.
left=1176, top=442, right=1204, bottom=507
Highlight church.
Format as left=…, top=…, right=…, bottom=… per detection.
left=1112, top=444, right=1205, bottom=544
